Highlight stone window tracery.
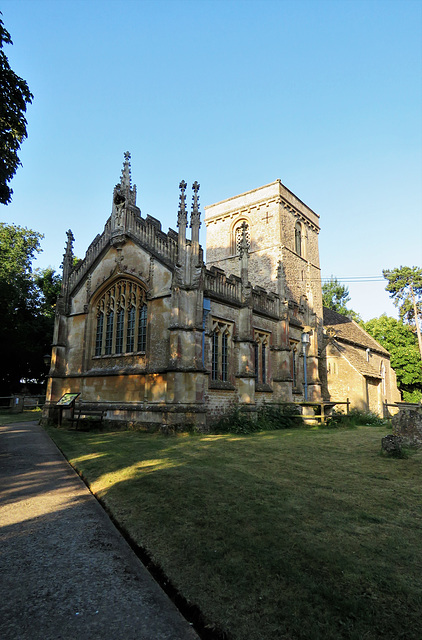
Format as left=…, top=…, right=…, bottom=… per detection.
left=254, top=330, right=270, bottom=385
left=116, top=308, right=124, bottom=354
left=290, top=341, right=299, bottom=388
left=138, top=304, right=147, bottom=352
left=94, top=279, right=147, bottom=357
left=233, top=221, right=251, bottom=255
left=126, top=306, right=135, bottom=353
left=211, top=320, right=233, bottom=382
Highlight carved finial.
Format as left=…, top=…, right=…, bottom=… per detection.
left=120, top=151, right=132, bottom=189
left=238, top=221, right=249, bottom=258
left=177, top=180, right=187, bottom=227
left=60, top=229, right=75, bottom=297
left=190, top=181, right=201, bottom=228
left=113, top=152, right=137, bottom=214
left=63, top=230, right=74, bottom=265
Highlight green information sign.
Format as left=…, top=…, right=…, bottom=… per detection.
left=57, top=393, right=80, bottom=406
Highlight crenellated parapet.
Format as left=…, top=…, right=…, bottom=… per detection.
left=204, top=267, right=242, bottom=304
left=251, top=287, right=279, bottom=319
left=67, top=224, right=111, bottom=297
left=64, top=156, right=186, bottom=299
left=204, top=265, right=284, bottom=320
left=66, top=214, right=180, bottom=299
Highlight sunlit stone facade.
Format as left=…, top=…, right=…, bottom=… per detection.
left=43, top=155, right=400, bottom=429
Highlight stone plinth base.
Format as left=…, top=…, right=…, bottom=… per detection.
left=42, top=402, right=209, bottom=432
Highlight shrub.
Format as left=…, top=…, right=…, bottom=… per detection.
left=211, top=404, right=259, bottom=434
left=256, top=403, right=303, bottom=430
left=212, top=402, right=303, bottom=434
left=402, top=389, right=422, bottom=403
left=327, top=408, right=388, bottom=428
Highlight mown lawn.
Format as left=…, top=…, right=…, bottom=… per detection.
left=46, top=424, right=422, bottom=640
left=0, top=408, right=42, bottom=425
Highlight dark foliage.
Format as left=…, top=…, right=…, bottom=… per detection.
left=0, top=223, right=60, bottom=394
left=212, top=402, right=303, bottom=434
left=327, top=408, right=387, bottom=428
left=0, top=13, right=33, bottom=204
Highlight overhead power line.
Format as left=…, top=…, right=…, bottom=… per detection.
left=321, top=276, right=386, bottom=283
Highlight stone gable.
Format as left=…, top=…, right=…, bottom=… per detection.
left=43, top=156, right=401, bottom=429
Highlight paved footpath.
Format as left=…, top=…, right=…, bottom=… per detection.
left=0, top=420, right=199, bottom=640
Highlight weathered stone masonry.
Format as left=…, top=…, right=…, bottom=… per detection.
left=43, top=154, right=400, bottom=428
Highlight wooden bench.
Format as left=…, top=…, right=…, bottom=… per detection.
left=70, top=407, right=105, bottom=430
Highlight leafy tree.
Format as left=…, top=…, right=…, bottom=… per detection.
left=383, top=266, right=422, bottom=326
left=383, top=266, right=422, bottom=362
left=322, top=276, right=362, bottom=322
left=0, top=223, right=58, bottom=394
left=34, top=267, right=62, bottom=318
left=363, top=314, right=422, bottom=402
left=322, top=276, right=350, bottom=310
left=0, top=13, right=33, bottom=204
left=0, top=221, right=43, bottom=307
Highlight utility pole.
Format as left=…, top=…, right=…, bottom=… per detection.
left=410, top=284, right=422, bottom=361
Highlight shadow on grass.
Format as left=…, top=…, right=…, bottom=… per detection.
left=46, top=425, right=422, bottom=640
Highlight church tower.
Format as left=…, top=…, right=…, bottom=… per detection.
left=204, top=180, right=322, bottom=320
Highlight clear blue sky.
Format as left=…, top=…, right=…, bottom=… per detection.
left=2, top=0, right=421, bottom=321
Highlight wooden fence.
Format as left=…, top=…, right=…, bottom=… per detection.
left=0, top=395, right=45, bottom=412
left=271, top=400, right=350, bottom=425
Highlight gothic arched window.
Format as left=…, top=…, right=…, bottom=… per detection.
left=94, top=279, right=147, bottom=357
left=295, top=221, right=302, bottom=256
left=254, top=330, right=270, bottom=386
left=211, top=320, right=232, bottom=382
left=138, top=303, right=147, bottom=352
left=290, top=341, right=298, bottom=388
left=233, top=221, right=251, bottom=255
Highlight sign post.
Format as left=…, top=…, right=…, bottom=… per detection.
left=56, top=393, right=80, bottom=426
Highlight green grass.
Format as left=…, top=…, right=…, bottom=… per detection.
left=0, top=408, right=42, bottom=425
left=46, top=424, right=422, bottom=640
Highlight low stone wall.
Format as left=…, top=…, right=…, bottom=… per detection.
left=42, top=401, right=208, bottom=432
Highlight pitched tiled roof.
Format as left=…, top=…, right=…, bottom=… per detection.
left=335, top=342, right=381, bottom=379
left=323, top=307, right=390, bottom=356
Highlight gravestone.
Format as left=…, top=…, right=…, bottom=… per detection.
left=391, top=403, right=422, bottom=448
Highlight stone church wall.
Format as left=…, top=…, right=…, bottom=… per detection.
left=43, top=156, right=400, bottom=429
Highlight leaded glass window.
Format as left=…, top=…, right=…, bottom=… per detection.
left=94, top=279, right=147, bottom=357
left=138, top=303, right=147, bottom=352
left=116, top=309, right=124, bottom=354
left=254, top=330, right=270, bottom=386
left=95, top=312, right=104, bottom=356
left=291, top=343, right=298, bottom=388
left=221, top=332, right=228, bottom=382
left=105, top=311, right=114, bottom=355
left=126, top=306, right=135, bottom=352
left=212, top=331, right=219, bottom=381
left=210, top=320, right=232, bottom=382
left=262, top=343, right=266, bottom=384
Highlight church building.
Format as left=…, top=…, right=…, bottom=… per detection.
left=43, top=154, right=400, bottom=428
